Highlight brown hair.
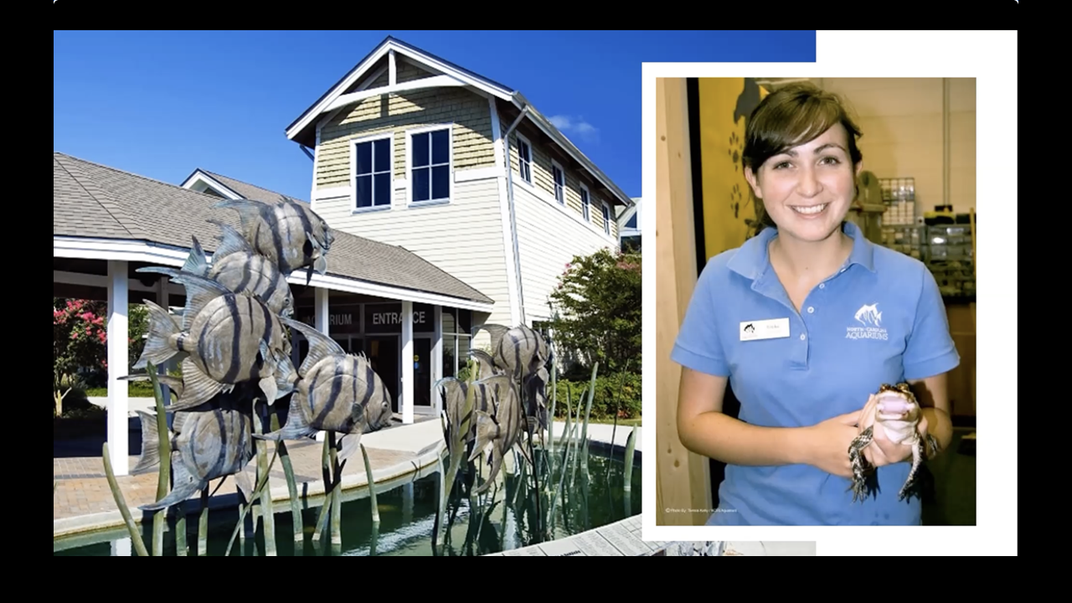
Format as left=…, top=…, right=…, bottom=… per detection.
left=742, top=82, right=864, bottom=231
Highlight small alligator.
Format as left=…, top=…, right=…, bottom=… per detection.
left=847, top=382, right=941, bottom=503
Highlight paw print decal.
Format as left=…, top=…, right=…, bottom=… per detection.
left=728, top=131, right=742, bottom=171
left=729, top=182, right=746, bottom=218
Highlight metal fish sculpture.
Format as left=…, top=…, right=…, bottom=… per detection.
left=137, top=221, right=295, bottom=319
left=214, top=196, right=335, bottom=286
left=119, top=373, right=262, bottom=415
left=468, top=348, right=547, bottom=436
left=436, top=374, right=531, bottom=464
left=469, top=349, right=500, bottom=380
left=132, top=407, right=256, bottom=511
left=132, top=270, right=296, bottom=412
left=472, top=323, right=550, bottom=383
left=847, top=382, right=941, bottom=503
left=253, top=316, right=395, bottom=465
left=523, top=365, right=550, bottom=434
left=466, top=375, right=524, bottom=495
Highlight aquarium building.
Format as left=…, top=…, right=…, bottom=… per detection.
left=54, top=151, right=493, bottom=475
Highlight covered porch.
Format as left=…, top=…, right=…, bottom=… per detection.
left=54, top=236, right=493, bottom=476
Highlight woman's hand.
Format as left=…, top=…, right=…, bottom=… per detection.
left=865, top=416, right=931, bottom=468
left=802, top=411, right=864, bottom=479
left=858, top=393, right=930, bottom=468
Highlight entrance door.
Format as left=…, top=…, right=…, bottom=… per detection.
left=364, top=336, right=400, bottom=414
left=413, top=337, right=431, bottom=407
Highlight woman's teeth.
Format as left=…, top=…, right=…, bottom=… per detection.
left=792, top=203, right=827, bottom=215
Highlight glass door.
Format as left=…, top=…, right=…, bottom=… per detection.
left=364, top=336, right=400, bottom=414
left=413, top=337, right=431, bottom=407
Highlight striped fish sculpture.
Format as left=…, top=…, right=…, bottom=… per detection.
left=436, top=375, right=532, bottom=465
left=132, top=407, right=256, bottom=511
left=214, top=196, right=335, bottom=286
left=138, top=220, right=295, bottom=319
left=254, top=317, right=395, bottom=465
left=469, top=349, right=499, bottom=380
left=466, top=375, right=525, bottom=495
left=469, top=348, right=548, bottom=436
left=119, top=373, right=263, bottom=416
left=472, top=324, right=550, bottom=383
left=132, top=270, right=296, bottom=413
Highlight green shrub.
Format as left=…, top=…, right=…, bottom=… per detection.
left=551, top=371, right=640, bottom=421
left=84, top=381, right=156, bottom=397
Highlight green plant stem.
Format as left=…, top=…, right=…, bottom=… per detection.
left=198, top=487, right=209, bottom=556
left=547, top=360, right=557, bottom=457
left=175, top=507, right=187, bottom=556
left=254, top=403, right=277, bottom=556
left=270, top=412, right=303, bottom=543
left=225, top=448, right=279, bottom=556
left=101, top=442, right=150, bottom=557
left=146, top=363, right=170, bottom=556
left=579, top=363, right=598, bottom=471
left=570, top=386, right=584, bottom=487
left=360, top=442, right=379, bottom=524
left=312, top=437, right=331, bottom=543
left=607, top=360, right=631, bottom=482
left=328, top=433, right=341, bottom=547
left=369, top=520, right=380, bottom=556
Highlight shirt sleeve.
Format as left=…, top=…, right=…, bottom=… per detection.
left=902, top=265, right=961, bottom=381
left=670, top=258, right=730, bottom=377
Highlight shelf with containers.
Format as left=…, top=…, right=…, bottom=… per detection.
left=923, top=221, right=975, bottom=300
left=873, top=176, right=976, bottom=300
left=877, top=177, right=925, bottom=260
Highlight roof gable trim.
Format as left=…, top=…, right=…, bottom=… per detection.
left=287, top=38, right=513, bottom=142
left=180, top=169, right=244, bottom=200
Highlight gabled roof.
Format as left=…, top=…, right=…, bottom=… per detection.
left=181, top=169, right=292, bottom=205
left=54, top=152, right=494, bottom=306
left=285, top=35, right=634, bottom=210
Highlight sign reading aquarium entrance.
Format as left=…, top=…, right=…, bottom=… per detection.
left=295, top=302, right=434, bottom=335
left=365, top=303, right=434, bottom=334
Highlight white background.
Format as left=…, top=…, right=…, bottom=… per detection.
left=641, top=30, right=1016, bottom=555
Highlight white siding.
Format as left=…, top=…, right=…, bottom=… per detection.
left=312, top=172, right=512, bottom=336
left=512, top=179, right=619, bottom=323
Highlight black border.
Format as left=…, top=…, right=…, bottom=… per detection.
left=686, top=78, right=706, bottom=276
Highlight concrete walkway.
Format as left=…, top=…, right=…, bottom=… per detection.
left=53, top=418, right=641, bottom=540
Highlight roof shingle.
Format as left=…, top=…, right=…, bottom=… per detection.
left=53, top=152, right=493, bottom=305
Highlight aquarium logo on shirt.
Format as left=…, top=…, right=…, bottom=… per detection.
left=846, top=303, right=888, bottom=341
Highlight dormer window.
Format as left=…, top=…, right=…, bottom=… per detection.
left=551, top=161, right=565, bottom=205
left=580, top=183, right=591, bottom=222
left=517, top=134, right=533, bottom=184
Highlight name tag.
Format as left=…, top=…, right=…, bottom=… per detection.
left=740, top=318, right=790, bottom=341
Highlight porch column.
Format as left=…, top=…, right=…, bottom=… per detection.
left=432, top=306, right=442, bottom=413
left=401, top=300, right=414, bottom=424
left=107, top=260, right=129, bottom=476
left=314, top=286, right=329, bottom=442
left=155, top=278, right=171, bottom=408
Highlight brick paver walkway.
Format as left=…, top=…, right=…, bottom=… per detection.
left=54, top=420, right=435, bottom=522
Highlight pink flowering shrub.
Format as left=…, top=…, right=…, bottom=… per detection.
left=547, top=247, right=641, bottom=375
left=53, top=298, right=149, bottom=393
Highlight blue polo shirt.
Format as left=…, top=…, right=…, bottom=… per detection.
left=670, top=221, right=960, bottom=525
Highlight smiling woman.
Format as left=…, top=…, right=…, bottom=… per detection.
left=669, top=82, right=960, bottom=526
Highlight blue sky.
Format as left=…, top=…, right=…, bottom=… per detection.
left=54, top=30, right=814, bottom=201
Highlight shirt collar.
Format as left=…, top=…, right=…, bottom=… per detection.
left=726, top=219, right=876, bottom=281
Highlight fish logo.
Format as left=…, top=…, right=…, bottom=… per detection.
left=854, top=303, right=882, bottom=328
